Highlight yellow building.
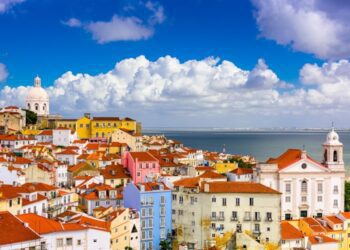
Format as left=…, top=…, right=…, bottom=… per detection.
left=111, top=128, right=143, bottom=151
left=77, top=115, right=91, bottom=139
left=55, top=119, right=77, bottom=130
left=0, top=187, right=22, bottom=215
left=214, top=162, right=238, bottom=174
left=0, top=106, right=26, bottom=132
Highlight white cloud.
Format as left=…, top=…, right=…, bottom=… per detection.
left=2, top=56, right=350, bottom=127
left=86, top=16, right=153, bottom=43
left=252, top=0, right=350, bottom=59
left=0, top=63, right=8, bottom=82
left=0, top=0, right=24, bottom=13
left=62, top=18, right=82, bottom=28
left=64, top=1, right=165, bottom=43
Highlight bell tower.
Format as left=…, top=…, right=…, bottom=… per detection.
left=322, top=127, right=344, bottom=171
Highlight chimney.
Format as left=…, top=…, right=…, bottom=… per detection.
left=204, top=183, right=210, bottom=193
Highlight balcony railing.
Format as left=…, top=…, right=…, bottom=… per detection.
left=253, top=217, right=261, bottom=222
left=217, top=216, right=225, bottom=221
left=141, top=201, right=154, bottom=206
left=265, top=217, right=273, bottom=222
left=243, top=216, right=251, bottom=221
left=230, top=217, right=238, bottom=221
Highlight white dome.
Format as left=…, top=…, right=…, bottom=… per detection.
left=26, top=86, right=49, bottom=102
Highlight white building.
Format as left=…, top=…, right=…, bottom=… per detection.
left=0, top=166, right=25, bottom=185
left=254, top=128, right=345, bottom=220
left=53, top=128, right=77, bottom=147
left=172, top=175, right=281, bottom=249
left=35, top=130, right=53, bottom=143
left=56, top=149, right=79, bottom=166
left=26, top=76, right=50, bottom=116
left=18, top=213, right=110, bottom=250
left=56, top=162, right=69, bottom=187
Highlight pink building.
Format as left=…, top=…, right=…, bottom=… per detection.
left=122, top=152, right=160, bottom=184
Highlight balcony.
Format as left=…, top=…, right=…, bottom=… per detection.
left=253, top=217, right=261, bottom=222
left=217, top=216, right=225, bottom=221
left=141, top=201, right=154, bottom=206
left=265, top=217, right=273, bottom=222
left=230, top=217, right=238, bottom=221
left=243, top=216, right=251, bottom=221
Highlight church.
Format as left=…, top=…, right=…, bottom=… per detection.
left=254, top=128, right=345, bottom=220
left=26, top=75, right=50, bottom=117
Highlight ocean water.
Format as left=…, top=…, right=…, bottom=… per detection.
left=144, top=130, right=350, bottom=172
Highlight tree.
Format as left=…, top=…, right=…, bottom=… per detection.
left=345, top=181, right=350, bottom=211
left=160, top=239, right=172, bottom=250
left=24, top=109, right=37, bottom=125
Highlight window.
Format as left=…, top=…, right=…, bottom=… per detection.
left=148, top=230, right=153, bottom=239
left=317, top=196, right=323, bottom=202
left=148, top=219, right=153, bottom=228
left=232, top=211, right=237, bottom=220
left=212, top=196, right=216, bottom=203
left=334, top=150, right=338, bottom=162
left=211, top=223, right=216, bottom=229
left=212, top=212, right=216, bottom=218
left=141, top=220, right=146, bottom=228
left=285, top=196, right=291, bottom=202
left=334, top=185, right=339, bottom=194
left=17, top=198, right=20, bottom=204
left=317, top=183, right=323, bottom=193
left=254, top=212, right=260, bottom=221
left=178, top=210, right=183, bottom=216
left=222, top=198, right=227, bottom=206
left=56, top=238, right=63, bottom=247
left=301, top=180, right=307, bottom=193
left=219, top=211, right=224, bottom=219
left=249, top=197, right=254, bottom=206
left=266, top=212, right=272, bottom=221
left=236, top=198, right=240, bottom=206
left=9, top=200, right=12, bottom=207
left=334, top=199, right=338, bottom=208
left=285, top=183, right=291, bottom=193
left=254, top=224, right=260, bottom=232
left=141, top=208, right=146, bottom=217
left=179, top=196, right=183, bottom=204
left=66, top=238, right=73, bottom=246
left=137, top=172, right=141, bottom=176
left=244, top=211, right=251, bottom=220
left=301, top=196, right=307, bottom=202
left=172, top=194, right=177, bottom=201
left=160, top=207, right=165, bottom=216
left=161, top=195, right=165, bottom=204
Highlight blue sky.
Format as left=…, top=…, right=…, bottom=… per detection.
left=1, top=0, right=350, bottom=127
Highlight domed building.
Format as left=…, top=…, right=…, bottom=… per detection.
left=26, top=76, right=50, bottom=116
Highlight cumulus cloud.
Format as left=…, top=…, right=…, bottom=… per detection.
left=64, top=1, right=165, bottom=43
left=2, top=56, right=350, bottom=126
left=62, top=18, right=82, bottom=28
left=86, top=16, right=153, bottom=43
left=252, top=0, right=350, bottom=59
left=0, top=0, right=24, bottom=13
left=0, top=63, right=8, bottom=82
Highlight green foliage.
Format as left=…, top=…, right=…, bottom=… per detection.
left=345, top=181, right=350, bottom=211
left=160, top=239, right=172, bottom=250
left=124, top=247, right=133, bottom=250
left=24, top=109, right=37, bottom=125
left=229, top=157, right=253, bottom=169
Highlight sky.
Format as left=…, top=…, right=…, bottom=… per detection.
left=1, top=0, right=350, bottom=128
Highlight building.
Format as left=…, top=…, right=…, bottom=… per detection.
left=122, top=151, right=160, bottom=184
left=172, top=177, right=281, bottom=249
left=53, top=127, right=77, bottom=146
left=124, top=182, right=172, bottom=250
left=111, top=128, right=143, bottom=151
left=281, top=222, right=305, bottom=250
left=56, top=149, right=79, bottom=165
left=254, top=128, right=345, bottom=220
left=18, top=213, right=110, bottom=250
left=0, top=211, right=42, bottom=250
left=26, top=76, right=49, bottom=116
left=0, top=106, right=26, bottom=132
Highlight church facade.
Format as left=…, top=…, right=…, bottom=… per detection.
left=254, top=128, right=345, bottom=220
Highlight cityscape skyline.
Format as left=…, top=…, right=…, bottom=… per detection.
left=1, top=0, right=350, bottom=128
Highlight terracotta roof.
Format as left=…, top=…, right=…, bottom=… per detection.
left=199, top=171, right=225, bottom=179
left=173, top=177, right=200, bottom=188
left=0, top=212, right=41, bottom=245
left=22, top=194, right=47, bottom=206
left=266, top=149, right=324, bottom=170
left=38, top=130, right=53, bottom=136
left=137, top=182, right=170, bottom=191
left=341, top=212, right=350, bottom=219
left=18, top=213, right=64, bottom=234
left=231, top=167, right=253, bottom=175
left=195, top=166, right=214, bottom=171
left=22, top=182, right=57, bottom=192
left=325, top=215, right=343, bottom=224
left=86, top=143, right=99, bottom=150
left=100, top=164, right=129, bottom=179
left=129, top=152, right=158, bottom=162
left=13, top=157, right=32, bottom=164
left=56, top=149, right=79, bottom=155
left=308, top=235, right=338, bottom=245
left=202, top=181, right=281, bottom=194
left=301, top=218, right=327, bottom=233
left=281, top=222, right=304, bottom=240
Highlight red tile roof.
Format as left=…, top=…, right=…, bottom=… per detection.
left=281, top=222, right=304, bottom=240
left=308, top=235, right=338, bottom=245
left=0, top=211, right=41, bottom=245
left=202, top=181, right=281, bottom=194
left=129, top=152, right=158, bottom=162
left=56, top=149, right=79, bottom=155
left=231, top=167, right=253, bottom=175
left=39, top=130, right=53, bottom=136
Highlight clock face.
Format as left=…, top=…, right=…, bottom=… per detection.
left=301, top=163, right=307, bottom=169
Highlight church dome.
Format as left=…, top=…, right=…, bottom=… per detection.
left=25, top=76, right=50, bottom=116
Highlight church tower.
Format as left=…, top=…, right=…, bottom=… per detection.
left=322, top=127, right=344, bottom=171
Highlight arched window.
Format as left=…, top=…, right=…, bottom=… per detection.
left=324, top=149, right=327, bottom=162
left=43, top=103, right=46, bottom=111
left=333, top=150, right=338, bottom=162
left=27, top=103, right=31, bottom=110
left=35, top=103, right=39, bottom=111
left=301, top=180, right=307, bottom=193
